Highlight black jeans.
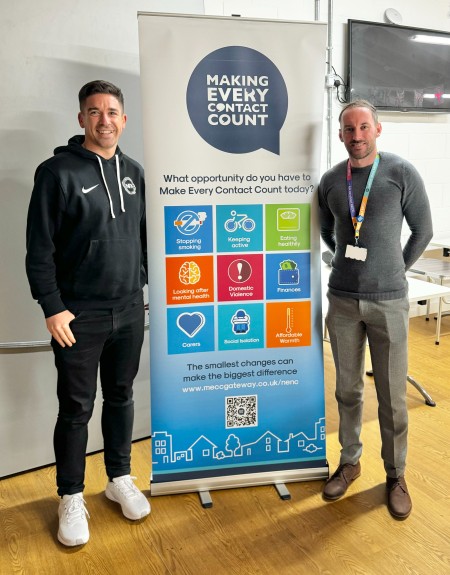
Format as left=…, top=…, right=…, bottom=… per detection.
left=51, top=296, right=145, bottom=496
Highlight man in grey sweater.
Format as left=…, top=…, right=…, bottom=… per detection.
left=318, top=100, right=433, bottom=519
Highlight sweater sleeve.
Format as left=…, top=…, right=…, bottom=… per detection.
left=318, top=177, right=337, bottom=254
left=25, top=166, right=67, bottom=318
left=401, top=162, right=433, bottom=270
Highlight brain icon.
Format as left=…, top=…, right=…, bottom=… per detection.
left=179, top=261, right=201, bottom=285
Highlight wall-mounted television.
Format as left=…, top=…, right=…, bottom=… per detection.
left=348, top=19, right=450, bottom=113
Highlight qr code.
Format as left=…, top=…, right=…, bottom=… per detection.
left=226, top=395, right=258, bottom=429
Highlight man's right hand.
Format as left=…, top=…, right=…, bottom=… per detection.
left=46, top=310, right=76, bottom=348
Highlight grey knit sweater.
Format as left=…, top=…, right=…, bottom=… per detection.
left=318, top=152, right=433, bottom=300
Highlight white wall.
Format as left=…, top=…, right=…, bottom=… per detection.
left=1, top=0, right=449, bottom=477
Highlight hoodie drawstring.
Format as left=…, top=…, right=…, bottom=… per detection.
left=115, top=155, right=125, bottom=213
left=95, top=155, right=126, bottom=219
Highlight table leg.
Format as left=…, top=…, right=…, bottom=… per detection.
left=435, top=279, right=444, bottom=345
left=365, top=370, right=436, bottom=407
left=406, top=375, right=436, bottom=407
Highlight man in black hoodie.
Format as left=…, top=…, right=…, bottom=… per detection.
left=26, top=80, right=150, bottom=547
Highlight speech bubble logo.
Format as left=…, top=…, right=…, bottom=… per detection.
left=186, top=46, right=288, bottom=155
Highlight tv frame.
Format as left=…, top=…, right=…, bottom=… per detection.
left=347, top=19, right=450, bottom=113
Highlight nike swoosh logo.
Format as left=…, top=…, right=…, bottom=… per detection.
left=82, top=185, right=99, bottom=194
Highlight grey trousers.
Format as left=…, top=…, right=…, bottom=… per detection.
left=325, top=292, right=410, bottom=478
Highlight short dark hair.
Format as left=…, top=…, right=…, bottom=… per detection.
left=338, top=99, right=378, bottom=124
left=78, top=80, right=124, bottom=111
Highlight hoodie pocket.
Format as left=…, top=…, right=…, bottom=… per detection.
left=72, top=238, right=141, bottom=299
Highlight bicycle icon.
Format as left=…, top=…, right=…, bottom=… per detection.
left=224, top=211, right=256, bottom=233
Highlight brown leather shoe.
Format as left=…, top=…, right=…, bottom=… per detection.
left=386, top=476, right=412, bottom=519
left=323, top=462, right=361, bottom=500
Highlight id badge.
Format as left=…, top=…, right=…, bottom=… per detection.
left=345, top=244, right=367, bottom=261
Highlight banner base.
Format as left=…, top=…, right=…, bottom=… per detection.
left=274, top=482, right=291, bottom=500
left=150, top=465, right=329, bottom=496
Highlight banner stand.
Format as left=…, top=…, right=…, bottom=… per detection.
left=200, top=483, right=290, bottom=509
left=138, top=12, right=329, bottom=500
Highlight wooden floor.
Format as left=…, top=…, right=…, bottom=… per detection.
left=1, top=316, right=449, bottom=575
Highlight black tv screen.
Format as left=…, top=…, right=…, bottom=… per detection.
left=348, top=19, right=450, bottom=112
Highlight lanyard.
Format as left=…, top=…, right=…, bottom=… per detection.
left=346, top=153, right=380, bottom=245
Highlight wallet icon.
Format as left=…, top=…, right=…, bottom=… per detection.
left=278, top=269, right=300, bottom=285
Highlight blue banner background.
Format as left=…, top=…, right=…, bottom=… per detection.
left=138, top=13, right=328, bottom=492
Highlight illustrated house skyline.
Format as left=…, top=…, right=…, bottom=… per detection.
left=152, top=417, right=325, bottom=468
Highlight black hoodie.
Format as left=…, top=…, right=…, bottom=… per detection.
left=26, top=135, right=147, bottom=318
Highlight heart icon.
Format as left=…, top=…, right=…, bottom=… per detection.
left=177, top=312, right=205, bottom=338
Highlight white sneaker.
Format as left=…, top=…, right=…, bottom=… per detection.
left=57, top=493, right=90, bottom=546
left=105, top=475, right=150, bottom=520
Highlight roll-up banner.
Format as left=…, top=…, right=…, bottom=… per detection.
left=138, top=13, right=328, bottom=496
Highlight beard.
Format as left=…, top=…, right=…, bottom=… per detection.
left=346, top=140, right=376, bottom=161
